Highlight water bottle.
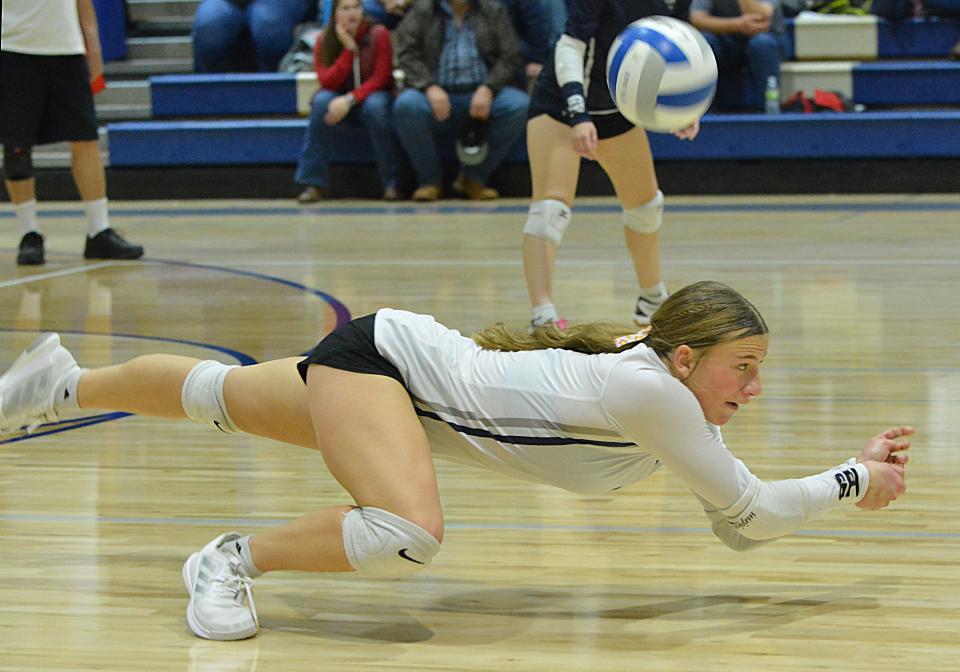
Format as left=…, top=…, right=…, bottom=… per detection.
left=764, top=76, right=781, bottom=115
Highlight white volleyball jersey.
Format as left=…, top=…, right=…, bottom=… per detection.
left=373, top=309, right=870, bottom=545
left=1, top=0, right=86, bottom=55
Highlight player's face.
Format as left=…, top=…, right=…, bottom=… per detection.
left=683, top=335, right=767, bottom=426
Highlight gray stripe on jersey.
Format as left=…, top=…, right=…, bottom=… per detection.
left=412, top=396, right=623, bottom=439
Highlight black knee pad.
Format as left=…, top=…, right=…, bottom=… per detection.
left=3, top=146, right=34, bottom=181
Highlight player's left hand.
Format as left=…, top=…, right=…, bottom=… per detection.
left=674, top=119, right=700, bottom=141
left=858, top=426, right=914, bottom=466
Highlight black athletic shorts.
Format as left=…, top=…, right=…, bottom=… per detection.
left=527, top=67, right=636, bottom=140
left=0, top=50, right=99, bottom=147
left=297, top=313, right=405, bottom=387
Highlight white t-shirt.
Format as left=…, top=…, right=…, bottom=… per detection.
left=1, top=0, right=86, bottom=56
left=373, top=308, right=870, bottom=548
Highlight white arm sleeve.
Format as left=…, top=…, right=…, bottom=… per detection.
left=602, top=363, right=870, bottom=544
left=554, top=34, right=587, bottom=88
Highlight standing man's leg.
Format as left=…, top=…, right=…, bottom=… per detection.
left=522, top=113, right=581, bottom=328
left=595, top=126, right=666, bottom=325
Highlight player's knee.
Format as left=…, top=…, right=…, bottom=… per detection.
left=342, top=507, right=442, bottom=576
left=523, top=199, right=572, bottom=245
left=3, top=146, right=34, bottom=182
left=623, top=190, right=664, bottom=234
left=181, top=359, right=242, bottom=434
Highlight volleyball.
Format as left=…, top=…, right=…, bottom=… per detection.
left=606, top=16, right=717, bottom=133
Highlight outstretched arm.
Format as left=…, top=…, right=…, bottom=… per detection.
left=603, top=368, right=910, bottom=548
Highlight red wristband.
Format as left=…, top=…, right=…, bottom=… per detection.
left=91, top=74, right=106, bottom=94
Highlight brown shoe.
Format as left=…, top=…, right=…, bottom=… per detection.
left=411, top=184, right=441, bottom=202
left=296, top=186, right=323, bottom=204
left=453, top=174, right=498, bottom=200
left=383, top=185, right=403, bottom=201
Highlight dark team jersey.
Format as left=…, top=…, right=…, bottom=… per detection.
left=534, top=0, right=694, bottom=113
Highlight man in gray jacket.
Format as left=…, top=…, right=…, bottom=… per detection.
left=392, top=0, right=528, bottom=201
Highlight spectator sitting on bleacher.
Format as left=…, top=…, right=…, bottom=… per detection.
left=392, top=0, right=528, bottom=201
left=690, top=0, right=789, bottom=112
left=193, top=0, right=316, bottom=72
left=496, top=0, right=551, bottom=90
left=294, top=0, right=404, bottom=203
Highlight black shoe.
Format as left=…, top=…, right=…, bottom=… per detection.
left=17, top=232, right=45, bottom=266
left=83, top=228, right=144, bottom=260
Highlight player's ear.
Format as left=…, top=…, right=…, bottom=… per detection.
left=671, top=345, right=697, bottom=380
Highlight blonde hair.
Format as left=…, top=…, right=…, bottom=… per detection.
left=472, top=281, right=768, bottom=356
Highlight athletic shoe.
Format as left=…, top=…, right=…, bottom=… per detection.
left=17, top=232, right=45, bottom=266
left=633, top=294, right=666, bottom=326
left=182, top=533, right=259, bottom=641
left=528, top=317, right=569, bottom=333
left=83, top=228, right=144, bottom=260
left=0, top=333, right=78, bottom=435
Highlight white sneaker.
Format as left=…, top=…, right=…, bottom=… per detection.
left=182, top=533, right=259, bottom=641
left=0, top=333, right=78, bottom=435
left=633, top=295, right=666, bottom=326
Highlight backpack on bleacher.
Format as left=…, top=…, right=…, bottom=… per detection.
left=809, top=0, right=871, bottom=15
left=278, top=22, right=323, bottom=73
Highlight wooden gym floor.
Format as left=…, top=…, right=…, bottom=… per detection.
left=0, top=195, right=958, bottom=671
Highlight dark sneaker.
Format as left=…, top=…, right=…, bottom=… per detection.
left=83, top=228, right=144, bottom=260
left=17, top=232, right=45, bottom=266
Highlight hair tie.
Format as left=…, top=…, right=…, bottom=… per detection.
left=614, top=327, right=651, bottom=348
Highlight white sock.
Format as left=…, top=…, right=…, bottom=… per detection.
left=222, top=535, right=264, bottom=578
left=531, top=302, right=559, bottom=326
left=53, top=367, right=84, bottom=412
left=639, top=282, right=667, bottom=303
left=14, top=200, right=39, bottom=236
left=83, top=197, right=109, bottom=237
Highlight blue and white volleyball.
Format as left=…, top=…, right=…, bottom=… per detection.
left=606, top=16, right=717, bottom=133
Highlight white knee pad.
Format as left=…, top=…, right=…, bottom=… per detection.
left=623, top=190, right=664, bottom=234
left=523, top=199, right=572, bottom=245
left=181, top=360, right=241, bottom=434
left=342, top=507, right=441, bottom=576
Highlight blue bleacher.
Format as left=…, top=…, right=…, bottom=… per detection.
left=108, top=15, right=960, bottom=171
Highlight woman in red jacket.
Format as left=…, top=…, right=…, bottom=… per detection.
left=294, top=0, right=403, bottom=203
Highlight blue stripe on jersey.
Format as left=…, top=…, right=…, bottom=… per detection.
left=416, top=409, right=637, bottom=448
left=656, top=82, right=716, bottom=107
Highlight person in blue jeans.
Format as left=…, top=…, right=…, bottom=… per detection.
left=690, top=0, right=789, bottom=112
left=294, top=0, right=403, bottom=202
left=392, top=0, right=528, bottom=201
left=193, top=0, right=316, bottom=72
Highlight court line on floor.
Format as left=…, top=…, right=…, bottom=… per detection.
left=0, top=511, right=954, bottom=540
left=0, top=261, right=115, bottom=288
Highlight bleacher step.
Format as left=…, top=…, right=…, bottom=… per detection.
left=106, top=112, right=960, bottom=167
left=126, top=36, right=193, bottom=60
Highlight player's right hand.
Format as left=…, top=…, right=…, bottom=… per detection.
left=571, top=121, right=598, bottom=160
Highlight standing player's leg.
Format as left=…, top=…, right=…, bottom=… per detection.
left=595, top=126, right=667, bottom=325
left=1, top=50, right=45, bottom=265
left=522, top=114, right=581, bottom=329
